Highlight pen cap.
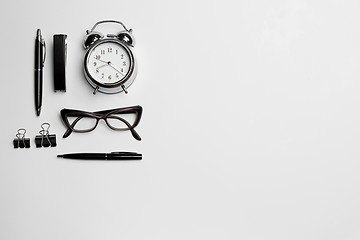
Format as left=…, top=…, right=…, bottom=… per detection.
left=53, top=34, right=67, bottom=92
left=107, top=152, right=142, bottom=160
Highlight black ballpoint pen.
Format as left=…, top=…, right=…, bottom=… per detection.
left=35, top=29, right=45, bottom=116
left=57, top=152, right=142, bottom=160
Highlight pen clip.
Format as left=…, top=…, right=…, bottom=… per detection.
left=42, top=40, right=46, bottom=66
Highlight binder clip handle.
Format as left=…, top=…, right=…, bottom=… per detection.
left=35, top=122, right=57, bottom=148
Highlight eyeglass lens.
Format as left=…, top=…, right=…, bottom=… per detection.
left=106, top=112, right=137, bottom=130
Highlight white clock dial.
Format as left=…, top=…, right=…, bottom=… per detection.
left=86, top=42, right=131, bottom=84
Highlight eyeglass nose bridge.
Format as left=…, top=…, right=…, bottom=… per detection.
left=91, top=114, right=112, bottom=130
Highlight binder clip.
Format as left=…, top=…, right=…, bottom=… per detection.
left=13, top=128, right=30, bottom=148
left=35, top=123, right=57, bottom=148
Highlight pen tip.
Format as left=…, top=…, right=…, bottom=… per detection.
left=36, top=108, right=41, bottom=116
left=57, top=155, right=63, bottom=158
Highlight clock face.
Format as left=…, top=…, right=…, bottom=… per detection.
left=86, top=41, right=131, bottom=85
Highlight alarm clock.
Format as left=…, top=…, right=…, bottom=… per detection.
left=83, top=20, right=137, bottom=94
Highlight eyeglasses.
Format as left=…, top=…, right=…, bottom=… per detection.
left=60, top=105, right=142, bottom=140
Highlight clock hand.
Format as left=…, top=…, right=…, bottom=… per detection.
left=95, top=58, right=110, bottom=64
left=94, top=58, right=125, bottom=76
left=108, top=62, right=125, bottom=76
left=96, top=64, right=109, bottom=71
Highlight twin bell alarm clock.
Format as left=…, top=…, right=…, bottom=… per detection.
left=83, top=20, right=137, bottom=94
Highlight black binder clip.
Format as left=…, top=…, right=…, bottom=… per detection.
left=35, top=123, right=57, bottom=148
left=13, top=128, right=30, bottom=148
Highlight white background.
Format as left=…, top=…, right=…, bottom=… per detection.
left=1, top=0, right=360, bottom=239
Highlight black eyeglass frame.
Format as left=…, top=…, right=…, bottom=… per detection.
left=60, top=105, right=142, bottom=140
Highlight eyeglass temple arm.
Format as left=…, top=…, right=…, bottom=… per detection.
left=131, top=128, right=141, bottom=141
left=63, top=116, right=83, bottom=138
left=109, top=116, right=141, bottom=141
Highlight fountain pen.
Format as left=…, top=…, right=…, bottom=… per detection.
left=57, top=152, right=142, bottom=160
